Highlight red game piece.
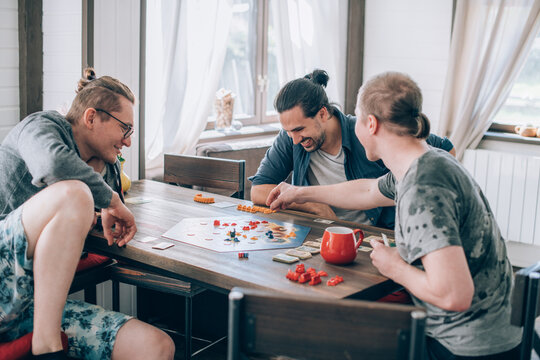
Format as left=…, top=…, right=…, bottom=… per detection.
left=295, top=264, right=305, bottom=274
left=231, top=223, right=237, bottom=226
left=317, top=270, right=328, bottom=277
left=223, top=223, right=229, bottom=226
left=286, top=269, right=299, bottom=281
left=309, top=274, right=321, bottom=286
left=327, top=275, right=344, bottom=286
left=298, top=272, right=311, bottom=283
left=242, top=226, right=250, bottom=231
left=261, top=220, right=268, bottom=224
left=306, top=267, right=317, bottom=276
left=213, top=220, right=220, bottom=226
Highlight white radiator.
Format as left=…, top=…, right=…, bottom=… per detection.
left=462, top=149, right=540, bottom=246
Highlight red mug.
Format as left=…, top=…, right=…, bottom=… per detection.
left=321, top=226, right=364, bottom=265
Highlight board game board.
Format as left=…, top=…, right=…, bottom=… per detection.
left=162, top=216, right=311, bottom=252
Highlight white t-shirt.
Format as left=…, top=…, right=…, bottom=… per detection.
left=307, top=148, right=371, bottom=225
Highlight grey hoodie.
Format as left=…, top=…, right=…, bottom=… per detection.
left=0, top=110, right=116, bottom=220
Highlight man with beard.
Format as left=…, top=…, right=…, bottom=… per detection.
left=250, top=69, right=455, bottom=228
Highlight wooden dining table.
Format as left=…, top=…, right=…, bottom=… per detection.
left=85, top=180, right=399, bottom=300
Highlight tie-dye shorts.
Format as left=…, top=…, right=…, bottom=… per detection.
left=0, top=206, right=132, bottom=359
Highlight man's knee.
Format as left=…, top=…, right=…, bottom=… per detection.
left=152, top=330, right=175, bottom=359
left=49, top=180, right=94, bottom=219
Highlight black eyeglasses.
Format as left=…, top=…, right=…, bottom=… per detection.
left=95, top=108, right=134, bottom=139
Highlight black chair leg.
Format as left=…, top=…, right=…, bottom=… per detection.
left=185, top=295, right=192, bottom=359
left=84, top=286, right=97, bottom=304
left=112, top=280, right=120, bottom=312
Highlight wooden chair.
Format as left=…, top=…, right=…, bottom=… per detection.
left=164, top=154, right=246, bottom=199
left=109, top=154, right=245, bottom=359
left=227, top=287, right=427, bottom=360
left=511, top=261, right=540, bottom=360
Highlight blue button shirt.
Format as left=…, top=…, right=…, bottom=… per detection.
left=249, top=110, right=454, bottom=228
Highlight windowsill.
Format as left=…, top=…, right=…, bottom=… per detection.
left=483, top=131, right=540, bottom=146
left=198, top=123, right=281, bottom=144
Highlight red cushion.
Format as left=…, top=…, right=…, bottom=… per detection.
left=377, top=289, right=413, bottom=304
left=0, top=332, right=68, bottom=360
left=76, top=253, right=112, bottom=272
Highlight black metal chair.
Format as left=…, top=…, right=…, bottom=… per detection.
left=511, top=261, right=540, bottom=360
left=227, top=287, right=427, bottom=360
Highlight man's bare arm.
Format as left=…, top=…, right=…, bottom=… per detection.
left=267, top=178, right=394, bottom=212
left=251, top=184, right=337, bottom=218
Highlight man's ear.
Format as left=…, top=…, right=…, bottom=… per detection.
left=367, top=114, right=379, bottom=135
left=82, top=108, right=97, bottom=130
left=318, top=106, right=329, bottom=123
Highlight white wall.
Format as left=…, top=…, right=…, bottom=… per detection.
left=95, top=0, right=140, bottom=182
left=43, top=0, right=82, bottom=113
left=363, top=0, right=453, bottom=133
left=0, top=0, right=19, bottom=142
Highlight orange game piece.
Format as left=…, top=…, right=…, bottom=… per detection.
left=193, top=193, right=215, bottom=204
left=236, top=204, right=275, bottom=214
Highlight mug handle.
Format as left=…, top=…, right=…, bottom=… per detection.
left=353, top=229, right=364, bottom=250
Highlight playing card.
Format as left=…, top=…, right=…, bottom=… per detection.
left=152, top=242, right=174, bottom=250
left=272, top=253, right=299, bottom=264
left=209, top=201, right=237, bottom=208
left=285, top=249, right=312, bottom=260
left=303, top=241, right=322, bottom=249
left=295, top=245, right=320, bottom=254
left=125, top=197, right=152, bottom=205
left=313, top=218, right=334, bottom=224
left=138, top=236, right=157, bottom=243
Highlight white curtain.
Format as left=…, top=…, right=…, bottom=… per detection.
left=438, top=0, right=540, bottom=159
left=270, top=0, right=348, bottom=107
left=145, top=0, right=233, bottom=171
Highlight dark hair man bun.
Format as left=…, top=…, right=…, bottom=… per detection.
left=304, top=69, right=329, bottom=88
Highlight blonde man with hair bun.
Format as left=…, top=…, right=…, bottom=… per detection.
left=0, top=68, right=174, bottom=359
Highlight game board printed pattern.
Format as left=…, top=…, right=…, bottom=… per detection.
left=162, top=216, right=311, bottom=252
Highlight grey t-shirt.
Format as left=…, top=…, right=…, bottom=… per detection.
left=0, top=111, right=114, bottom=220
left=307, top=148, right=371, bottom=224
left=378, top=149, right=521, bottom=356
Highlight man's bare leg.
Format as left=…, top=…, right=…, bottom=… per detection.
left=112, top=319, right=175, bottom=360
left=21, top=180, right=95, bottom=355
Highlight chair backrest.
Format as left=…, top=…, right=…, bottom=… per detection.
left=511, top=261, right=540, bottom=360
left=164, top=154, right=246, bottom=199
left=227, top=287, right=427, bottom=360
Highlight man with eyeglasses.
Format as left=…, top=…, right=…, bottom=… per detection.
left=0, top=69, right=174, bottom=360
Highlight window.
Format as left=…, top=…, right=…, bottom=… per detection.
left=210, top=0, right=277, bottom=128
left=492, top=30, right=540, bottom=130
left=209, top=0, right=347, bottom=129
